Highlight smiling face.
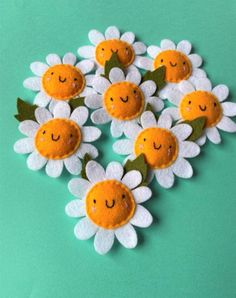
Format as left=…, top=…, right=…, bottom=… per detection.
left=180, top=91, right=222, bottom=127
left=153, top=50, right=192, bottom=83
left=103, top=82, right=144, bottom=121
left=86, top=180, right=136, bottom=229
left=95, top=39, right=135, bottom=67
left=35, top=119, right=81, bottom=159
left=134, top=128, right=178, bottom=169
left=42, top=64, right=85, bottom=100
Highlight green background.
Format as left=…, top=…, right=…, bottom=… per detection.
left=0, top=0, right=236, bottom=297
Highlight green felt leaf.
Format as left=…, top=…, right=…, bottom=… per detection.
left=143, top=66, right=166, bottom=91
left=81, top=153, right=92, bottom=180
left=69, top=97, right=84, bottom=111
left=124, top=154, right=148, bottom=184
left=14, top=98, right=38, bottom=122
left=182, top=117, right=207, bottom=141
left=102, top=52, right=125, bottom=80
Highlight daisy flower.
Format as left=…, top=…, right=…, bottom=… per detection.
left=77, top=26, right=147, bottom=74
left=66, top=160, right=153, bottom=255
left=113, top=111, right=200, bottom=188
left=163, top=78, right=236, bottom=145
left=14, top=102, right=101, bottom=178
left=85, top=67, right=164, bottom=137
left=23, top=52, right=95, bottom=110
left=135, top=39, right=206, bottom=99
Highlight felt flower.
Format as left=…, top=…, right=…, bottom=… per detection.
left=85, top=67, right=164, bottom=137
left=113, top=111, right=200, bottom=188
left=135, top=39, right=206, bottom=99
left=77, top=26, right=146, bottom=74
left=163, top=79, right=236, bottom=145
left=14, top=102, right=101, bottom=178
left=66, top=160, right=153, bottom=255
left=23, top=52, right=95, bottom=110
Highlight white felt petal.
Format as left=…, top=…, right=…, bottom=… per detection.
left=132, top=42, right=146, bottom=55
left=195, top=78, right=212, bottom=92
left=106, top=161, right=124, bottom=181
left=161, top=39, right=176, bottom=50
left=141, top=111, right=157, bottom=128
left=171, top=124, right=192, bottom=141
left=134, top=56, right=153, bottom=71
left=76, top=60, right=94, bottom=74
left=157, top=113, right=172, bottom=129
left=179, top=141, right=200, bottom=158
left=196, top=134, right=207, bottom=146
left=46, top=54, right=61, bottom=66
left=109, top=67, right=125, bottom=83
left=48, top=100, right=57, bottom=113
left=85, top=74, right=95, bottom=86
left=74, top=218, right=98, bottom=240
left=212, top=85, right=229, bottom=102
left=35, top=107, right=52, bottom=124
left=165, top=88, right=182, bottom=105
left=78, top=46, right=95, bottom=58
left=91, top=108, right=111, bottom=124
left=162, top=107, right=180, bottom=121
left=88, top=30, right=105, bottom=45
left=64, top=155, right=82, bottom=175
left=123, top=122, right=142, bottom=139
left=86, top=160, right=106, bottom=183
left=172, top=157, right=193, bottom=178
left=27, top=151, right=47, bottom=170
left=80, top=87, right=96, bottom=97
left=19, top=120, right=39, bottom=137
left=34, top=91, right=51, bottom=107
left=147, top=97, right=164, bottom=112
left=105, top=26, right=120, bottom=39
left=94, top=229, right=114, bottom=255
left=45, top=159, right=63, bottom=178
left=188, top=54, right=202, bottom=68
left=23, top=77, right=41, bottom=91
left=76, top=143, right=98, bottom=159
left=81, top=126, right=101, bottom=142
left=30, top=62, right=48, bottom=76
left=179, top=80, right=195, bottom=94
left=158, top=84, right=175, bottom=100
left=205, top=127, right=221, bottom=144
left=191, top=68, right=207, bottom=78
left=222, top=102, right=236, bottom=117
left=85, top=94, right=103, bottom=109
left=63, top=52, right=76, bottom=65
left=126, top=68, right=141, bottom=85
left=65, top=199, right=86, bottom=217
left=132, top=186, right=152, bottom=204
left=113, top=139, right=133, bottom=155
left=130, top=205, right=153, bottom=227
left=177, top=40, right=192, bottom=55
left=115, top=223, right=137, bottom=249
left=155, top=168, right=175, bottom=189
left=70, top=106, right=89, bottom=126
left=53, top=101, right=71, bottom=118
left=68, top=178, right=91, bottom=198
left=110, top=120, right=125, bottom=138
left=14, top=138, right=34, bottom=154
left=120, top=31, right=135, bottom=44
left=140, top=80, right=156, bottom=97
left=121, top=170, right=142, bottom=189
left=147, top=45, right=161, bottom=59
left=93, top=76, right=110, bottom=94
left=217, top=116, right=236, bottom=133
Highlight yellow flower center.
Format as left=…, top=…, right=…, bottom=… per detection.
left=153, top=50, right=192, bottom=83
left=180, top=91, right=222, bottom=127
left=42, top=64, right=85, bottom=100
left=86, top=180, right=136, bottom=229
left=35, top=118, right=81, bottom=159
left=95, top=39, right=135, bottom=67
left=134, top=127, right=178, bottom=169
left=103, top=82, right=144, bottom=121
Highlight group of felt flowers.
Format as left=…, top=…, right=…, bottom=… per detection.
left=14, top=26, right=236, bottom=254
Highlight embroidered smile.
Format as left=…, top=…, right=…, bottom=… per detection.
left=199, top=105, right=207, bottom=111
left=105, top=199, right=115, bottom=208
left=120, top=96, right=129, bottom=103
left=170, top=61, right=177, bottom=67
left=51, top=134, right=60, bottom=142
left=59, top=76, right=67, bottom=83
left=153, top=142, right=162, bottom=150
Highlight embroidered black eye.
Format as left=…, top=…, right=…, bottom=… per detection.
left=70, top=134, right=73, bottom=138
left=183, top=61, right=186, bottom=65
left=161, top=59, right=164, bottom=63
left=169, top=145, right=172, bottom=149
left=42, top=130, right=46, bottom=134
left=102, top=48, right=105, bottom=51
left=51, top=72, right=54, bottom=75
left=143, top=138, right=146, bottom=141
left=93, top=199, right=96, bottom=204
left=214, top=102, right=217, bottom=107
left=74, top=78, right=78, bottom=81
left=122, top=194, right=126, bottom=199
left=188, top=101, right=191, bottom=104
left=133, top=90, right=137, bottom=94
left=110, top=97, right=113, bottom=101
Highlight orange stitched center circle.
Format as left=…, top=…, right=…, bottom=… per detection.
left=180, top=91, right=222, bottom=127
left=35, top=119, right=81, bottom=160
left=153, top=50, right=192, bottom=83
left=95, top=39, right=135, bottom=67
left=42, top=64, right=85, bottom=100
left=103, top=82, right=144, bottom=120
left=134, top=127, right=178, bottom=169
left=86, top=180, right=136, bottom=229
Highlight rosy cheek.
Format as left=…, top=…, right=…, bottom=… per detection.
left=139, top=143, right=144, bottom=150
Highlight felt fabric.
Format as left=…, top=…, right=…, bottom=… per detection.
left=15, top=98, right=38, bottom=122
left=124, top=154, right=148, bottom=184
left=142, top=66, right=166, bottom=92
